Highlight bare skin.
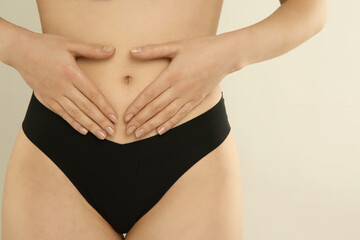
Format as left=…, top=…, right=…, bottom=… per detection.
left=3, top=0, right=240, bottom=239
left=121, top=0, right=328, bottom=138
left=1, top=0, right=327, bottom=239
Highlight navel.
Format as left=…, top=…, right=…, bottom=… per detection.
left=124, top=75, right=131, bottom=84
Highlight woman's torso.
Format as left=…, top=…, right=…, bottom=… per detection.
left=35, top=0, right=224, bottom=144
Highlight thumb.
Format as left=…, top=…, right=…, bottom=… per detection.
left=68, top=41, right=116, bottom=59
left=129, top=42, right=179, bottom=60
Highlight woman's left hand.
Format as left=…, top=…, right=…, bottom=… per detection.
left=123, top=34, right=238, bottom=138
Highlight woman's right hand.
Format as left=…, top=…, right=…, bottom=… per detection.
left=7, top=29, right=118, bottom=140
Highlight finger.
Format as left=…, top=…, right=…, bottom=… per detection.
left=70, top=65, right=119, bottom=123
left=129, top=41, right=180, bottom=60
left=57, top=96, right=107, bottom=140
left=47, top=98, right=88, bottom=135
left=157, top=100, right=196, bottom=135
left=67, top=41, right=116, bottom=59
left=133, top=98, right=184, bottom=138
left=65, top=87, right=116, bottom=136
left=125, top=89, right=177, bottom=135
left=123, top=68, right=172, bottom=123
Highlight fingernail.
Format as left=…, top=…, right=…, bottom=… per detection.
left=129, top=47, right=142, bottom=53
left=108, top=113, right=117, bottom=122
left=135, top=128, right=145, bottom=138
left=105, top=126, right=115, bottom=135
left=96, top=130, right=106, bottom=140
left=127, top=125, right=136, bottom=135
left=103, top=46, right=115, bottom=52
left=158, top=126, right=166, bottom=135
left=125, top=113, right=134, bottom=122
left=79, top=127, right=88, bottom=135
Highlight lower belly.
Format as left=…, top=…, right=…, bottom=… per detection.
left=75, top=47, right=222, bottom=144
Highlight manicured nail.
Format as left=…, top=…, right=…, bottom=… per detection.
left=105, top=126, right=115, bottom=135
left=127, top=125, right=136, bottom=135
left=125, top=113, right=134, bottom=122
left=79, top=127, right=88, bottom=135
left=158, top=126, right=166, bottom=135
left=103, top=46, right=114, bottom=52
left=96, top=130, right=106, bottom=139
left=108, top=113, right=117, bottom=123
left=129, top=47, right=142, bottom=53
left=135, top=128, right=145, bottom=138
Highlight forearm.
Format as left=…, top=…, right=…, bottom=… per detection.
left=0, top=17, right=32, bottom=66
left=220, top=0, right=328, bottom=72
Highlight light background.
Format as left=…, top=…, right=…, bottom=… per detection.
left=1, top=0, right=359, bottom=239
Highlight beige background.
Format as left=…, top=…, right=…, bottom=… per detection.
left=1, top=0, right=359, bottom=239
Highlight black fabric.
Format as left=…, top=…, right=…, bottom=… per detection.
left=22, top=90, right=231, bottom=234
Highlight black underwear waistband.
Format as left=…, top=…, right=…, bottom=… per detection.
left=22, top=91, right=231, bottom=150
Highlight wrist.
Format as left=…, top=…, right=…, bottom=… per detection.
left=217, top=30, right=251, bottom=73
left=1, top=24, right=35, bottom=68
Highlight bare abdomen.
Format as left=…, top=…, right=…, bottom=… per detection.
left=35, top=0, right=224, bottom=144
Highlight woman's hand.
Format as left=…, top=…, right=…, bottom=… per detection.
left=8, top=30, right=119, bottom=140
left=123, top=34, right=238, bottom=138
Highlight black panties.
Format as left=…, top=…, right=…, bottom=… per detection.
left=22, top=91, right=231, bottom=235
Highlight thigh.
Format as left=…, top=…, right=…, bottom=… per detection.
left=1, top=128, right=123, bottom=240
left=125, top=130, right=243, bottom=240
